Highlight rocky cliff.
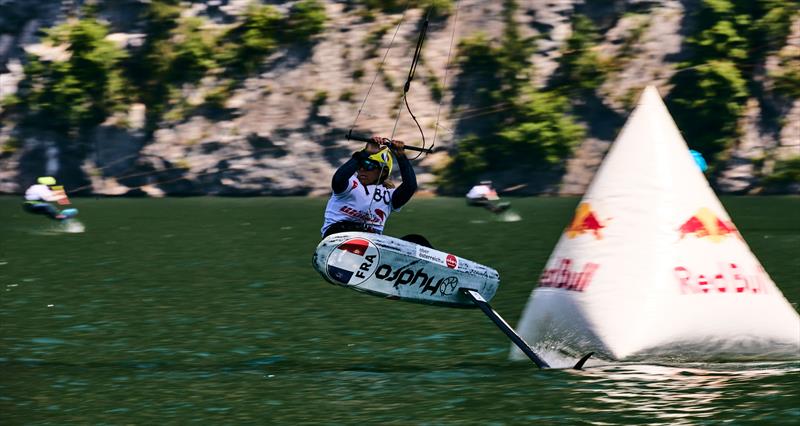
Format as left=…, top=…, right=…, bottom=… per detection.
left=1, top=0, right=798, bottom=196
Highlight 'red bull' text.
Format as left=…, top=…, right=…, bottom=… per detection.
left=538, top=258, right=599, bottom=292
left=674, top=263, right=770, bottom=294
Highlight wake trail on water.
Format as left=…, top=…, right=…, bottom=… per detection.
left=469, top=210, right=522, bottom=224
left=60, top=219, right=85, bottom=233
left=29, top=219, right=86, bottom=235
left=494, top=210, right=521, bottom=222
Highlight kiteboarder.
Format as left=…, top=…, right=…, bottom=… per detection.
left=321, top=136, right=429, bottom=245
left=466, top=181, right=510, bottom=214
left=22, top=176, right=76, bottom=220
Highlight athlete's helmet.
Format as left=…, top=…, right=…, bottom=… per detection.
left=37, top=176, right=56, bottom=186
left=363, top=148, right=393, bottom=176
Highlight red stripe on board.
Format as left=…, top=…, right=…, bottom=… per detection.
left=336, top=239, right=370, bottom=256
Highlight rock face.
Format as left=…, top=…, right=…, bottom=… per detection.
left=0, top=0, right=798, bottom=196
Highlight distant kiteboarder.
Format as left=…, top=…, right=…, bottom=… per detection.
left=321, top=136, right=430, bottom=246
left=22, top=176, right=78, bottom=221
left=466, top=181, right=511, bottom=214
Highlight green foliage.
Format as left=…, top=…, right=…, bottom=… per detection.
left=284, top=0, right=327, bottom=42
left=440, top=1, right=584, bottom=191
left=691, top=18, right=749, bottom=61
left=20, top=17, right=128, bottom=134
left=498, top=91, right=585, bottom=165
left=455, top=32, right=505, bottom=117
left=552, top=14, right=607, bottom=94
left=203, top=83, right=233, bottom=111
left=667, top=60, right=748, bottom=161
left=689, top=0, right=797, bottom=67
left=421, top=0, right=454, bottom=19
left=219, top=3, right=282, bottom=74
left=617, top=15, right=651, bottom=61
left=358, top=0, right=406, bottom=13
left=170, top=17, right=219, bottom=82
left=357, top=0, right=453, bottom=16
left=497, top=0, right=536, bottom=99
left=752, top=0, right=799, bottom=52
left=127, top=0, right=199, bottom=127
left=339, top=89, right=355, bottom=102
left=381, top=69, right=396, bottom=91
left=364, top=23, right=392, bottom=58
left=770, top=47, right=800, bottom=98
left=1, top=93, right=22, bottom=108
left=312, top=90, right=328, bottom=106
left=220, top=1, right=326, bottom=74
left=442, top=91, right=584, bottom=189
left=438, top=135, right=488, bottom=190
left=426, top=74, right=443, bottom=102
left=763, top=156, right=800, bottom=185
left=1, top=136, right=22, bottom=154
left=666, top=0, right=797, bottom=168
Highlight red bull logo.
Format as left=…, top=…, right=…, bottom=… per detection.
left=538, top=258, right=599, bottom=292
left=678, top=207, right=737, bottom=243
left=565, top=202, right=606, bottom=240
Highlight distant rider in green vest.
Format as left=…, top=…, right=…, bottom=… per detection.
left=22, top=176, right=76, bottom=221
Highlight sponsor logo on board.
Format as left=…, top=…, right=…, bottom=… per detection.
left=565, top=203, right=606, bottom=240
left=446, top=254, right=458, bottom=269
left=677, top=207, right=738, bottom=243
left=415, top=247, right=459, bottom=271
left=326, top=238, right=380, bottom=285
left=375, top=261, right=459, bottom=296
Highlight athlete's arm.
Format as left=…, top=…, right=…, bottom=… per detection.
left=331, top=151, right=369, bottom=194
left=391, top=152, right=417, bottom=209
left=35, top=186, right=62, bottom=202
left=332, top=138, right=383, bottom=194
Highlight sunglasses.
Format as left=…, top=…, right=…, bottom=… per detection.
left=359, top=159, right=382, bottom=171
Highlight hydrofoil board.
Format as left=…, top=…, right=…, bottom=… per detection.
left=312, top=232, right=499, bottom=307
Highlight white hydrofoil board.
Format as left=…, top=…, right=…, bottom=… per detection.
left=312, top=232, right=499, bottom=307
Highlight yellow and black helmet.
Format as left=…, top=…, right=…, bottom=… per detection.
left=37, top=176, right=57, bottom=186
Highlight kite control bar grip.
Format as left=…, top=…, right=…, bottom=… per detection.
left=346, top=132, right=434, bottom=154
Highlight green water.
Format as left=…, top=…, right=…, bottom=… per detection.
left=1, top=196, right=798, bottom=424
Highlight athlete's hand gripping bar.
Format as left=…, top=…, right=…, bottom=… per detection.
left=346, top=132, right=434, bottom=154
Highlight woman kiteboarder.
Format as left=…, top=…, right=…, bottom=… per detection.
left=321, top=136, right=421, bottom=241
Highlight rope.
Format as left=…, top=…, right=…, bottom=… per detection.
left=431, top=0, right=461, bottom=151
left=349, top=1, right=414, bottom=134
left=390, top=9, right=430, bottom=160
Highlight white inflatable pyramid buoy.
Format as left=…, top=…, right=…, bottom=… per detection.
left=512, top=86, right=800, bottom=363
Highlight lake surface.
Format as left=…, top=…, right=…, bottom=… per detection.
left=1, top=196, right=798, bottom=424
